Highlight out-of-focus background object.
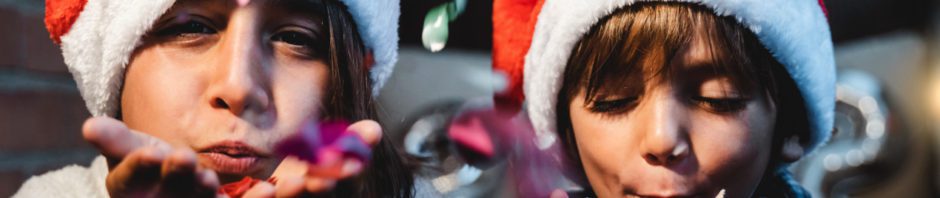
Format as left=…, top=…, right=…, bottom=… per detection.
left=421, top=0, right=467, bottom=52
left=4, top=0, right=940, bottom=197
left=0, top=0, right=96, bottom=196
left=789, top=70, right=912, bottom=197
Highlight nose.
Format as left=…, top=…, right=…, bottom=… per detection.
left=207, top=9, right=270, bottom=117
left=636, top=93, right=690, bottom=166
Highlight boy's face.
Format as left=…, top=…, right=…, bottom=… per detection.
left=567, top=33, right=782, bottom=197
left=120, top=0, right=329, bottom=182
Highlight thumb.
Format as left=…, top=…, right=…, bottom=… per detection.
left=549, top=189, right=569, bottom=198
left=83, top=116, right=171, bottom=160
left=345, top=120, right=382, bottom=147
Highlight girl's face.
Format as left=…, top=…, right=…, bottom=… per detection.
left=567, top=33, right=778, bottom=197
left=121, top=0, right=330, bottom=182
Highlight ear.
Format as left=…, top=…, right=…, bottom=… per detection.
left=780, top=136, right=804, bottom=162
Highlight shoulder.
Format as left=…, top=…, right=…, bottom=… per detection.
left=13, top=156, right=109, bottom=198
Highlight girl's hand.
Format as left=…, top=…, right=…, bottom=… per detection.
left=241, top=120, right=383, bottom=197
left=82, top=116, right=223, bottom=197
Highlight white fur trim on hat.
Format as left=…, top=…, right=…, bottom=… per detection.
left=523, top=0, right=836, bottom=154
left=338, top=0, right=400, bottom=96
left=57, top=0, right=400, bottom=117
left=59, top=0, right=177, bottom=117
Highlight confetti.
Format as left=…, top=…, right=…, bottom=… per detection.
left=275, top=120, right=371, bottom=164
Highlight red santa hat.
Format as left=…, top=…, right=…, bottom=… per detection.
left=45, top=0, right=400, bottom=117
left=493, top=0, right=835, bottom=154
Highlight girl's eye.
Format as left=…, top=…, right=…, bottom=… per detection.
left=271, top=30, right=325, bottom=58
left=158, top=21, right=217, bottom=37
left=271, top=31, right=314, bottom=47
left=691, top=96, right=748, bottom=113
left=589, top=97, right=639, bottom=113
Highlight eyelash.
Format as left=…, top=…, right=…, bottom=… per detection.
left=156, top=20, right=218, bottom=38
left=270, top=30, right=324, bottom=58
left=153, top=18, right=324, bottom=58
left=271, top=31, right=314, bottom=47
left=589, top=96, right=639, bottom=113
left=690, top=96, right=748, bottom=113
left=589, top=96, right=748, bottom=114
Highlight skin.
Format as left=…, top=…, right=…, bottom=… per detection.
left=81, top=0, right=380, bottom=196
left=566, top=32, right=804, bottom=198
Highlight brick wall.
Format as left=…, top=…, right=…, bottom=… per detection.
left=0, top=2, right=97, bottom=197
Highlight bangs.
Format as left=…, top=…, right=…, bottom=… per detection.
left=562, top=2, right=780, bottom=104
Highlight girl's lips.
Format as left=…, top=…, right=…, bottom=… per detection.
left=198, top=141, right=268, bottom=174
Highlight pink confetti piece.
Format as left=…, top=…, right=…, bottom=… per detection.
left=275, top=120, right=371, bottom=164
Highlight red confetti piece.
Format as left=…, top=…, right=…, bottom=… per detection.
left=219, top=177, right=278, bottom=198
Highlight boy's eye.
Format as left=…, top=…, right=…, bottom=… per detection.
left=589, top=96, right=639, bottom=113
left=691, top=96, right=748, bottom=113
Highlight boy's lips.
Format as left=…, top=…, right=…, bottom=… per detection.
left=623, top=184, right=716, bottom=198
left=197, top=141, right=268, bottom=174
left=625, top=192, right=703, bottom=198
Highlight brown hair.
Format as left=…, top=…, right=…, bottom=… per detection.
left=554, top=2, right=809, bottom=193
left=315, top=0, right=416, bottom=197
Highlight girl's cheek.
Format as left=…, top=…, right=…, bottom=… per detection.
left=267, top=59, right=329, bottom=137
left=123, top=46, right=210, bottom=145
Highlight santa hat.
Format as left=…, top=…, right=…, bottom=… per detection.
left=45, top=0, right=400, bottom=117
left=493, top=0, right=835, bottom=154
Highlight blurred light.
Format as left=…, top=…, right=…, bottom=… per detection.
left=845, top=149, right=865, bottom=167
left=858, top=96, right=879, bottom=114
left=824, top=154, right=843, bottom=171
left=862, top=139, right=881, bottom=157
left=866, top=120, right=886, bottom=139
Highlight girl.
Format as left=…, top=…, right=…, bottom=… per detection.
left=493, top=0, right=835, bottom=197
left=18, top=0, right=415, bottom=197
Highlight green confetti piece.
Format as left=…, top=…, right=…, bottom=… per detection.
left=422, top=4, right=450, bottom=52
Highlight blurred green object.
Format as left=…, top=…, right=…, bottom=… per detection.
left=422, top=0, right=467, bottom=52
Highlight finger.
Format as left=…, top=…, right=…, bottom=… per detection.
left=303, top=177, right=336, bottom=193
left=105, top=147, right=167, bottom=194
left=161, top=149, right=217, bottom=196
left=274, top=176, right=305, bottom=198
left=83, top=117, right=171, bottom=160
left=307, top=157, right=363, bottom=179
left=338, top=158, right=364, bottom=178
left=83, top=117, right=135, bottom=159
left=334, top=135, right=372, bottom=163
left=550, top=189, right=569, bottom=198
left=346, top=120, right=382, bottom=147
left=305, top=150, right=345, bottom=179
left=270, top=156, right=309, bottom=180
left=199, top=169, right=222, bottom=190
left=242, top=182, right=275, bottom=198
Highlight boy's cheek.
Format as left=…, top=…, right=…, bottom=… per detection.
left=689, top=116, right=773, bottom=197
